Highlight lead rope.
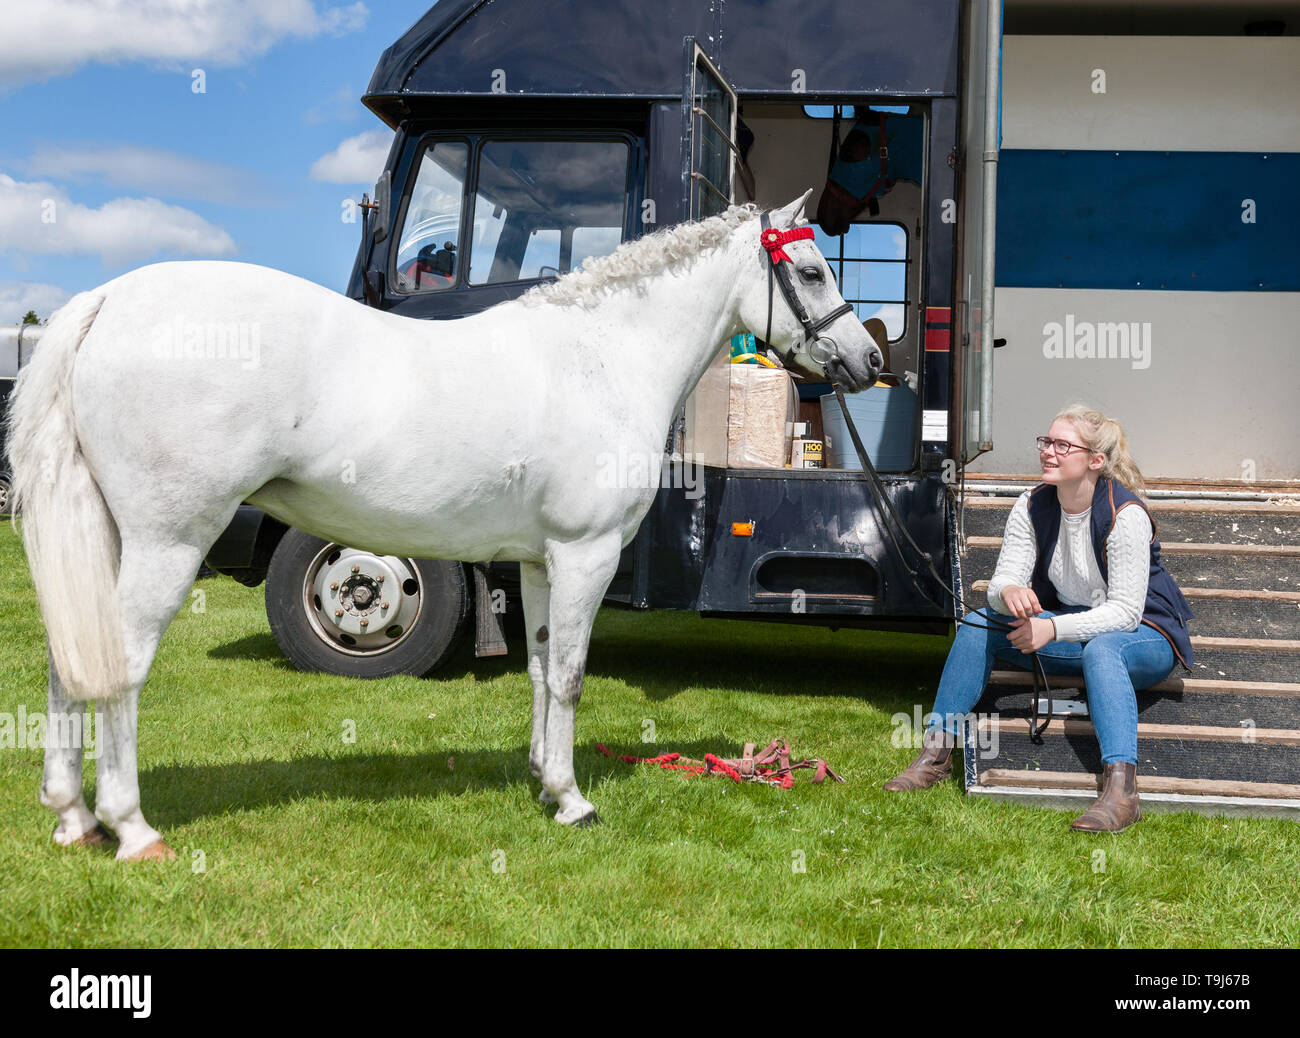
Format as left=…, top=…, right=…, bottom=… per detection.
left=597, top=739, right=843, bottom=788
left=831, top=385, right=1054, bottom=741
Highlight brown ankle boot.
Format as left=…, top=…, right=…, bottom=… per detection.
left=1071, top=762, right=1141, bottom=832
left=883, top=727, right=955, bottom=791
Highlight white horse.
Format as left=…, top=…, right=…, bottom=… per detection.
left=7, top=190, right=880, bottom=860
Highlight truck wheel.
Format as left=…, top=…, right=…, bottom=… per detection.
left=0, top=474, right=11, bottom=517
left=265, top=530, right=471, bottom=678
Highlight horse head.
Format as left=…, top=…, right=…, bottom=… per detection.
left=737, top=189, right=883, bottom=392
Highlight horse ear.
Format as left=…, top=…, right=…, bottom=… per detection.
left=771, top=188, right=816, bottom=228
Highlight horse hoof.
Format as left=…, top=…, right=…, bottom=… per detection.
left=124, top=839, right=178, bottom=863
left=538, top=789, right=557, bottom=805
left=555, top=804, right=599, bottom=827
left=54, top=824, right=114, bottom=848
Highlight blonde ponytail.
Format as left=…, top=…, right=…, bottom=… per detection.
left=1054, top=403, right=1147, bottom=497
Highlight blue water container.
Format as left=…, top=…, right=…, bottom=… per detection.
left=820, top=383, right=918, bottom=471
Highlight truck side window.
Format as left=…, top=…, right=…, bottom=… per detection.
left=394, top=141, right=468, bottom=293
left=468, top=139, right=629, bottom=286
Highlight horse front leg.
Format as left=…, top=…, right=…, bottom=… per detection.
left=519, top=561, right=554, bottom=802
left=539, top=536, right=622, bottom=826
left=42, top=650, right=110, bottom=847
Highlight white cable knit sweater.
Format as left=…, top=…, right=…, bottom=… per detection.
left=985, top=491, right=1152, bottom=642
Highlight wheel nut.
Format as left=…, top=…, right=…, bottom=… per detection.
left=359, top=619, right=369, bottom=628
left=330, top=582, right=339, bottom=590
left=381, top=601, right=389, bottom=609
left=376, top=574, right=385, bottom=583
left=335, top=609, right=344, bottom=618
left=351, top=565, right=360, bottom=573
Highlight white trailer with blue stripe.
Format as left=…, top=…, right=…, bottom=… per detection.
left=957, top=4, right=1300, bottom=819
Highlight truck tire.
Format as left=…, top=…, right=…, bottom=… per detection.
left=265, top=529, right=471, bottom=678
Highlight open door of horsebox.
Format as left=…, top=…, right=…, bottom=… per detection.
left=950, top=0, right=1003, bottom=463
left=618, top=40, right=746, bottom=608
left=681, top=40, right=740, bottom=221
left=678, top=39, right=744, bottom=468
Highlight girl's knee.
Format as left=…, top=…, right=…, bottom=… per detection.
left=1082, top=634, right=1125, bottom=664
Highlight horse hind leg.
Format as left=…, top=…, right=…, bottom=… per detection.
left=43, top=650, right=111, bottom=847
left=519, top=562, right=555, bottom=803
left=93, top=536, right=210, bottom=861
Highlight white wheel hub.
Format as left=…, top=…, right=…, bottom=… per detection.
left=303, top=545, right=424, bottom=656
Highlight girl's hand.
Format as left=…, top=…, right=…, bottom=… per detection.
left=1000, top=585, right=1042, bottom=619
left=1008, top=616, right=1055, bottom=653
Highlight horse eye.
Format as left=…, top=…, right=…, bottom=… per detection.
left=800, top=266, right=824, bottom=283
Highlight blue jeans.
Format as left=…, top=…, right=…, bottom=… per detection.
left=929, top=606, right=1176, bottom=765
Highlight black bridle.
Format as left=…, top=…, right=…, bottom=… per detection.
left=759, top=213, right=856, bottom=375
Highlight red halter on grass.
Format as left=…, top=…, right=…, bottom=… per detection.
left=760, top=225, right=815, bottom=265
left=596, top=738, right=843, bottom=789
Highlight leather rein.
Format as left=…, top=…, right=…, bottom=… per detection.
left=830, top=383, right=1057, bottom=741
left=757, top=210, right=1056, bottom=741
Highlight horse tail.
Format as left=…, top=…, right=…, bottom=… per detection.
left=7, top=291, right=129, bottom=700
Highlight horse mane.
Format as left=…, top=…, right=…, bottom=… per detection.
left=521, top=204, right=761, bottom=309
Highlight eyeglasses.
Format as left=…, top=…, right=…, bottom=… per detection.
left=1035, top=436, right=1095, bottom=456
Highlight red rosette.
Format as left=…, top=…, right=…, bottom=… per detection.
left=760, top=225, right=815, bottom=265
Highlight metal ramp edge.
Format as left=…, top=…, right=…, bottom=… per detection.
left=965, top=783, right=1300, bottom=821
left=963, top=759, right=1300, bottom=821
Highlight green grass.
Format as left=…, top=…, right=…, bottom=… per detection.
left=0, top=524, right=1297, bottom=948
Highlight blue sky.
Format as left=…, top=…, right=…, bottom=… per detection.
left=1, top=0, right=437, bottom=324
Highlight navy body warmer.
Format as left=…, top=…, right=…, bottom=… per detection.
left=1025, top=477, right=1195, bottom=670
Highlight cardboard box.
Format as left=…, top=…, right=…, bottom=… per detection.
left=685, top=359, right=799, bottom=469
left=683, top=350, right=731, bottom=468
left=726, top=365, right=798, bottom=468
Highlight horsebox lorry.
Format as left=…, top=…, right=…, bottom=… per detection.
left=206, top=0, right=1005, bottom=679
left=188, top=0, right=1300, bottom=821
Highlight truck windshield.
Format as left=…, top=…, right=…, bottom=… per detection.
left=394, top=137, right=629, bottom=293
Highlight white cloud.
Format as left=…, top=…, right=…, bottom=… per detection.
left=1, top=1, right=369, bottom=86
left=19, top=143, right=265, bottom=206
left=0, top=173, right=237, bottom=265
left=309, top=129, right=392, bottom=185
left=0, top=281, right=71, bottom=326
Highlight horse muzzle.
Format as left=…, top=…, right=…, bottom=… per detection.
left=820, top=338, right=882, bottom=392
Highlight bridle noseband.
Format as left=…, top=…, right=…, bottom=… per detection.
left=759, top=213, right=856, bottom=374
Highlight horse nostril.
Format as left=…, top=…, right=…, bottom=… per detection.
left=870, top=350, right=883, bottom=370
